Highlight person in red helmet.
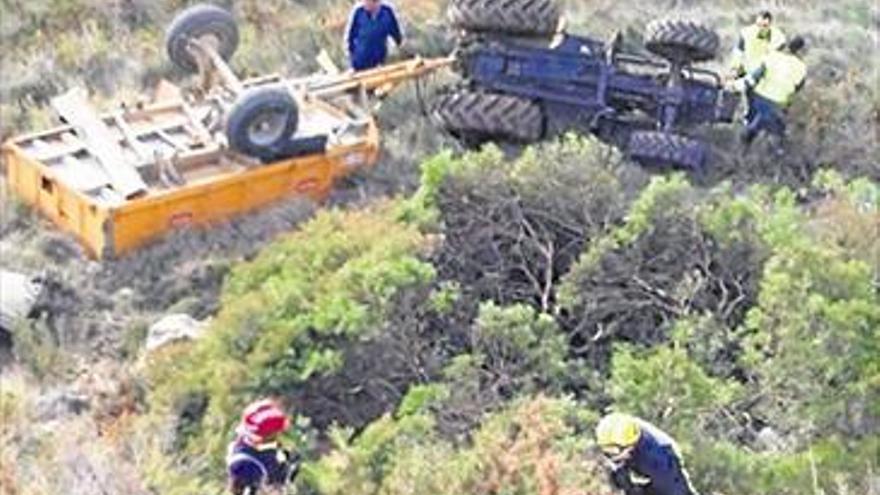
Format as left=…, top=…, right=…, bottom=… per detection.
left=226, top=398, right=300, bottom=495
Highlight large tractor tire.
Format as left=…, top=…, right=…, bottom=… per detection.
left=226, top=86, right=299, bottom=161
left=644, top=19, right=719, bottom=64
left=434, top=91, right=544, bottom=143
left=628, top=131, right=707, bottom=170
left=166, top=4, right=239, bottom=72
left=448, top=0, right=562, bottom=37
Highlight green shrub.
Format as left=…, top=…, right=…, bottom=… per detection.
left=144, top=204, right=434, bottom=490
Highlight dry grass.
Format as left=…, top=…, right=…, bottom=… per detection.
left=0, top=365, right=149, bottom=495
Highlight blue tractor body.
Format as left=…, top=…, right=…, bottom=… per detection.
left=436, top=11, right=740, bottom=171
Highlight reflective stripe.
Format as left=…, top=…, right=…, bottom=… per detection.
left=737, top=25, right=786, bottom=72
left=754, top=51, right=807, bottom=106
left=227, top=452, right=268, bottom=480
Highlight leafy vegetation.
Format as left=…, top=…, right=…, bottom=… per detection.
left=137, top=137, right=877, bottom=495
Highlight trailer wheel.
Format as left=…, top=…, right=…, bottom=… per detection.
left=166, top=4, right=239, bottom=72
left=433, top=91, right=544, bottom=144
left=628, top=131, right=707, bottom=170
left=226, top=86, right=299, bottom=161
left=448, top=0, right=562, bottom=37
left=644, top=19, right=719, bottom=64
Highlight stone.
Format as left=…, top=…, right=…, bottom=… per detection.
left=0, top=270, right=44, bottom=331
left=34, top=390, right=91, bottom=421
left=145, top=314, right=207, bottom=351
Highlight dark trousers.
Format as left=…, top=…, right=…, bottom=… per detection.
left=742, top=94, right=787, bottom=145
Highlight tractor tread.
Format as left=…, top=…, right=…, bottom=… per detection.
left=448, top=0, right=562, bottom=37
left=628, top=131, right=706, bottom=170
left=434, top=91, right=544, bottom=143
left=644, top=19, right=719, bottom=64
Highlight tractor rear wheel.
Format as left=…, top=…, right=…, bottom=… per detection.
left=644, top=19, right=719, bottom=64
left=448, top=0, right=562, bottom=37
left=433, top=91, right=544, bottom=144
left=628, top=131, right=707, bottom=170
left=166, top=4, right=239, bottom=72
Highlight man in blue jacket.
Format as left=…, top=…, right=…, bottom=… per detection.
left=345, top=0, right=405, bottom=71
left=595, top=413, right=698, bottom=495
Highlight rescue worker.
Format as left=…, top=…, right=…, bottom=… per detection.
left=226, top=399, right=300, bottom=495
left=729, top=11, right=787, bottom=125
left=344, top=0, right=405, bottom=71
left=729, top=11, right=787, bottom=78
left=595, top=412, right=698, bottom=495
left=731, top=36, right=807, bottom=150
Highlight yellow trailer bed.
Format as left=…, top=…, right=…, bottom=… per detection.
left=3, top=85, right=380, bottom=259
left=4, top=1, right=454, bottom=260
left=2, top=55, right=453, bottom=259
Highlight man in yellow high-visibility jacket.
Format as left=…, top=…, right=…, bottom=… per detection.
left=729, top=11, right=787, bottom=78
left=729, top=11, right=787, bottom=127
left=731, top=36, right=807, bottom=151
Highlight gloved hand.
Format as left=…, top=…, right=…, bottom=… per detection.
left=285, top=451, right=302, bottom=482
left=398, top=41, right=414, bottom=58
left=610, top=467, right=635, bottom=490
left=725, top=78, right=747, bottom=93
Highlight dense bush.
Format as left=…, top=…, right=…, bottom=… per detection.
left=407, top=136, right=646, bottom=312
left=303, top=395, right=613, bottom=495
left=144, top=205, right=438, bottom=492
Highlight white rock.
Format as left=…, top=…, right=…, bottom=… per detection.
left=145, top=314, right=207, bottom=351
left=0, top=270, right=44, bottom=331
left=756, top=426, right=787, bottom=453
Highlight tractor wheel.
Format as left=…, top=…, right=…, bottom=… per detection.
left=644, top=19, right=719, bottom=64
left=166, top=4, right=239, bottom=72
left=628, top=131, right=707, bottom=170
left=226, top=86, right=299, bottom=161
left=433, top=91, right=544, bottom=144
left=448, top=0, right=562, bottom=37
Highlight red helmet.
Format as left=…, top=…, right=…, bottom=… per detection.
left=237, top=399, right=289, bottom=442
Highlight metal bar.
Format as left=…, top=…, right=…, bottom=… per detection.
left=303, top=56, right=455, bottom=98
left=113, top=112, right=152, bottom=162
left=155, top=129, right=189, bottom=152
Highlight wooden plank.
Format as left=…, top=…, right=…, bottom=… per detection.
left=316, top=49, right=341, bottom=75
left=51, top=89, right=147, bottom=199
left=112, top=112, right=152, bottom=162
left=155, top=129, right=189, bottom=152
left=32, top=141, right=87, bottom=162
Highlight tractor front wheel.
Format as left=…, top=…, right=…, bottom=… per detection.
left=448, top=0, right=562, bottom=37
left=644, top=19, right=719, bottom=65
left=628, top=131, right=707, bottom=171
left=433, top=91, right=544, bottom=144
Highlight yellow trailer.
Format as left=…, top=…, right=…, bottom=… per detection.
left=2, top=4, right=451, bottom=259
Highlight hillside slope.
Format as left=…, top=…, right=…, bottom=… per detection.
left=1, top=1, right=877, bottom=495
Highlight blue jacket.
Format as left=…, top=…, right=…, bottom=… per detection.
left=345, top=3, right=404, bottom=70
left=226, top=439, right=298, bottom=493
left=610, top=420, right=696, bottom=495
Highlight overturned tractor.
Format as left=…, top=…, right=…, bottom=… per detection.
left=436, top=0, right=739, bottom=171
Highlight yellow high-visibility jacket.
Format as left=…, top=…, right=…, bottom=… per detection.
left=730, top=24, right=787, bottom=74
left=751, top=51, right=807, bottom=107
